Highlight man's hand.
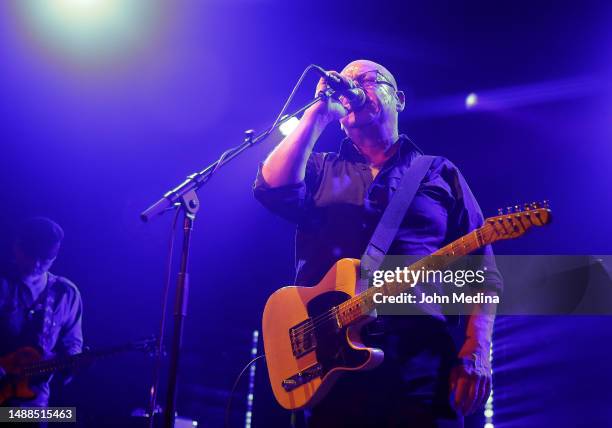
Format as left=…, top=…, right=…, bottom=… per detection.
left=304, top=71, right=349, bottom=125
left=449, top=338, right=492, bottom=415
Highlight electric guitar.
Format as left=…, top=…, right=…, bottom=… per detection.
left=263, top=202, right=552, bottom=410
left=0, top=337, right=156, bottom=404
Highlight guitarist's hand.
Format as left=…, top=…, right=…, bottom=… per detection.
left=304, top=71, right=350, bottom=126
left=449, top=338, right=492, bottom=416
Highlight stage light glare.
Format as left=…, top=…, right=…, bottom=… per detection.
left=279, top=116, right=300, bottom=136
left=13, top=0, right=159, bottom=64
left=465, top=92, right=479, bottom=109
left=484, top=424, right=494, bottom=428
left=484, top=409, right=493, bottom=418
left=59, top=0, right=106, bottom=11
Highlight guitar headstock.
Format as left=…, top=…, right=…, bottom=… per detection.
left=483, top=200, right=552, bottom=243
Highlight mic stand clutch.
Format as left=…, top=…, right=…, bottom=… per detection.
left=140, top=91, right=329, bottom=428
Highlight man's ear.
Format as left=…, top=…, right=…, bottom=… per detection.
left=395, top=90, right=406, bottom=112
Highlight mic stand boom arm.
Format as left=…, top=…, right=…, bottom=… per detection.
left=140, top=92, right=327, bottom=222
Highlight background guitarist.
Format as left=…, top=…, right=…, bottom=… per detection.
left=254, top=60, right=503, bottom=427
left=0, top=217, right=83, bottom=412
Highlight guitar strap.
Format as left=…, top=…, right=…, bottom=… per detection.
left=360, top=154, right=434, bottom=287
left=38, top=275, right=57, bottom=355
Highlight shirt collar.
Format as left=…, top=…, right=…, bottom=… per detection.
left=338, top=134, right=424, bottom=163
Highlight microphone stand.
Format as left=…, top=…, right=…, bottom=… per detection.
left=140, top=92, right=327, bottom=428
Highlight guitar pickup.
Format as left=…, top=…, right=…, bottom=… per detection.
left=281, top=363, right=323, bottom=392
left=289, top=319, right=317, bottom=358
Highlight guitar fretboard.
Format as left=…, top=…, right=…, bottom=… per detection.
left=23, top=344, right=137, bottom=377
left=334, top=225, right=490, bottom=327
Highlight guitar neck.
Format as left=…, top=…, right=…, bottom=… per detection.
left=336, top=224, right=495, bottom=327
left=23, top=344, right=135, bottom=377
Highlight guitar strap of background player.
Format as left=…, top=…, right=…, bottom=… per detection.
left=360, top=154, right=434, bottom=287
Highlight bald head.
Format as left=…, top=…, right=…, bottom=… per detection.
left=341, top=59, right=398, bottom=90
left=335, top=59, right=404, bottom=140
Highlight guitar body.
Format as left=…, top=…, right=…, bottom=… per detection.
left=262, top=258, right=383, bottom=410
left=0, top=347, right=41, bottom=404
left=0, top=337, right=156, bottom=405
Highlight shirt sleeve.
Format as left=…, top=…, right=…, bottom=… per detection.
left=436, top=158, right=504, bottom=294
left=252, top=152, right=326, bottom=223
left=59, top=284, right=83, bottom=356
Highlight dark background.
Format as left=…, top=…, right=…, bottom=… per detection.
left=0, top=1, right=611, bottom=427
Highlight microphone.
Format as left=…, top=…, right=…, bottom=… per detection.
left=312, top=65, right=366, bottom=110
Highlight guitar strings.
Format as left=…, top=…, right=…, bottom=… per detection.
left=292, top=210, right=539, bottom=339
left=289, top=227, right=486, bottom=339
left=289, top=222, right=502, bottom=341
left=291, top=211, right=540, bottom=340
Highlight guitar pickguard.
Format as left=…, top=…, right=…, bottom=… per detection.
left=304, top=291, right=369, bottom=377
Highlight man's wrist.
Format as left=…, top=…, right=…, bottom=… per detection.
left=457, top=337, right=492, bottom=373
left=302, top=103, right=333, bottom=129
left=459, top=336, right=491, bottom=358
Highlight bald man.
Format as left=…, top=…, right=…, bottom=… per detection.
left=254, top=60, right=502, bottom=427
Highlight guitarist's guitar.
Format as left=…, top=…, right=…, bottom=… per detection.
left=263, top=202, right=551, bottom=410
left=0, top=337, right=156, bottom=404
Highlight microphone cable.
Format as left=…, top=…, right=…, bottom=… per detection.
left=224, top=354, right=266, bottom=428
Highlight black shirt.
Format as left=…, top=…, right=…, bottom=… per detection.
left=254, top=134, right=502, bottom=294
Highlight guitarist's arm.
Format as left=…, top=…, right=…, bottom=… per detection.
left=260, top=75, right=347, bottom=187
left=450, top=295, right=497, bottom=416
left=440, top=160, right=503, bottom=416
left=56, top=284, right=83, bottom=384
left=254, top=79, right=346, bottom=222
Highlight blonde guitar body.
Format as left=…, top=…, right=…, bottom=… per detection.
left=262, top=202, right=552, bottom=410
left=262, top=258, right=383, bottom=410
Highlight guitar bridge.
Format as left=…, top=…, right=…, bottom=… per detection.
left=281, top=363, right=323, bottom=392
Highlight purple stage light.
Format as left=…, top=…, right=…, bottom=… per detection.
left=410, top=75, right=603, bottom=119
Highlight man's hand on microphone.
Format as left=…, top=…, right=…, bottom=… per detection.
left=303, top=71, right=350, bottom=126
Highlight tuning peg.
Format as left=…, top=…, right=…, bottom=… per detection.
left=506, top=206, right=513, bottom=214
left=531, top=201, right=539, bottom=209
left=542, top=200, right=549, bottom=208
left=514, top=205, right=520, bottom=212
left=498, top=208, right=504, bottom=215
left=523, top=203, right=531, bottom=211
